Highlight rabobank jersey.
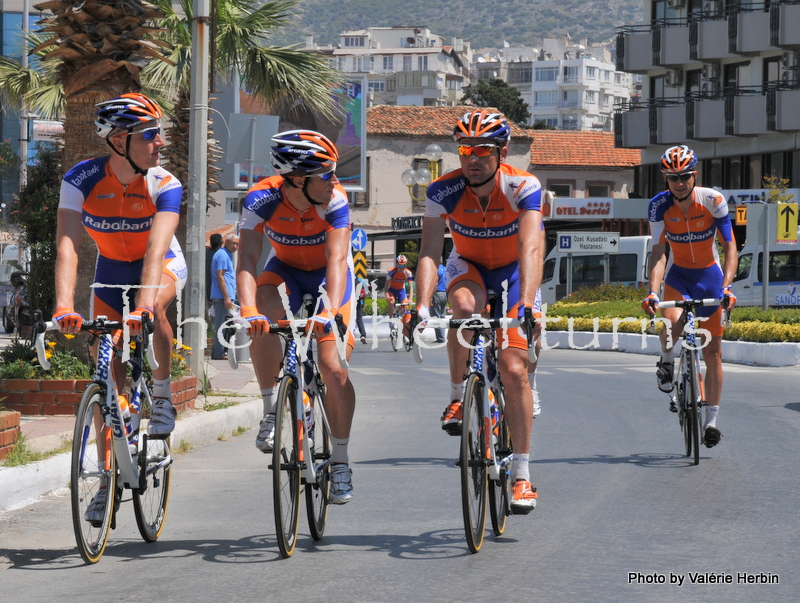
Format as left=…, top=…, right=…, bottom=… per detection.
left=424, top=163, right=542, bottom=270
left=59, top=157, right=183, bottom=262
left=387, top=267, right=413, bottom=290
left=648, top=186, right=734, bottom=270
left=239, top=175, right=350, bottom=271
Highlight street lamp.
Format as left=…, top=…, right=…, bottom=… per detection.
left=401, top=143, right=443, bottom=203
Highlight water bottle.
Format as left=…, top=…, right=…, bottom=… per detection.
left=119, top=393, right=140, bottom=455
left=303, top=391, right=315, bottom=445
left=488, top=390, right=499, bottom=437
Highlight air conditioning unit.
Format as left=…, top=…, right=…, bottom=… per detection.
left=667, top=0, right=686, bottom=8
left=665, top=69, right=683, bottom=87
left=702, top=62, right=720, bottom=80
left=701, top=81, right=719, bottom=95
left=703, top=0, right=722, bottom=17
left=781, top=51, right=798, bottom=69
left=781, top=70, right=797, bottom=84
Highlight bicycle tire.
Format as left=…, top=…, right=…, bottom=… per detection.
left=678, top=355, right=692, bottom=458
left=305, top=385, right=331, bottom=540
left=273, top=376, right=301, bottom=558
left=71, top=383, right=116, bottom=564
left=689, top=353, right=702, bottom=465
left=461, top=373, right=488, bottom=553
left=488, top=386, right=510, bottom=536
left=133, top=433, right=172, bottom=542
left=390, top=321, right=398, bottom=352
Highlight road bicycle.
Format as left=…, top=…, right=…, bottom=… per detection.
left=34, top=312, right=171, bottom=564
left=653, top=298, right=729, bottom=466
left=229, top=296, right=347, bottom=558
left=411, top=301, right=535, bottom=553
left=388, top=301, right=412, bottom=352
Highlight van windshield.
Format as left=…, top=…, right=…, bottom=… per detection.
left=757, top=251, right=800, bottom=282
left=558, top=253, right=639, bottom=285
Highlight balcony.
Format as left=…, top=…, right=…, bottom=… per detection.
left=656, top=102, right=687, bottom=144
left=688, top=96, right=727, bottom=139
left=736, top=6, right=778, bottom=54
left=776, top=3, right=800, bottom=47
left=772, top=87, right=800, bottom=130
left=692, top=16, right=739, bottom=60
left=616, top=26, right=656, bottom=73
left=657, top=23, right=696, bottom=66
left=731, top=90, right=768, bottom=135
left=616, top=104, right=651, bottom=148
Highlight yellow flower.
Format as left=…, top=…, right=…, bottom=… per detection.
left=47, top=341, right=57, bottom=349
left=64, top=334, right=75, bottom=340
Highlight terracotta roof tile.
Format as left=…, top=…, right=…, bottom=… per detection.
left=367, top=105, right=534, bottom=140
left=529, top=131, right=641, bottom=167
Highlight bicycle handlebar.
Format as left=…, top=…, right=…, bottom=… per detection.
left=649, top=298, right=731, bottom=330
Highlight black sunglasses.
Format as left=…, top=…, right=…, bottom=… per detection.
left=666, top=173, right=694, bottom=183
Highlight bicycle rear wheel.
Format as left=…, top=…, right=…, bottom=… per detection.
left=390, top=321, right=398, bottom=351
left=133, top=433, right=172, bottom=542
left=71, top=383, right=116, bottom=564
left=273, top=376, right=301, bottom=558
left=488, top=386, right=511, bottom=536
left=461, top=373, right=488, bottom=553
left=305, top=386, right=331, bottom=540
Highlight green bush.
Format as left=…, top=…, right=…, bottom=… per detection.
left=562, top=283, right=650, bottom=303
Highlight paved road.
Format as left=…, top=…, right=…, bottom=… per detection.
left=1, top=341, right=798, bottom=602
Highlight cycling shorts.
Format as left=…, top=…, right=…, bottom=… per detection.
left=386, top=286, right=408, bottom=305
left=91, top=252, right=187, bottom=321
left=257, top=256, right=355, bottom=347
left=664, top=264, right=724, bottom=337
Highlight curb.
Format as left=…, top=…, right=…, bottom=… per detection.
left=0, top=399, right=262, bottom=512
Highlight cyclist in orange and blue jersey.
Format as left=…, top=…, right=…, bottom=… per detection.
left=384, top=254, right=414, bottom=320
left=415, top=109, right=544, bottom=514
left=237, top=129, right=357, bottom=504
left=642, top=145, right=738, bottom=448
left=54, top=93, right=186, bottom=439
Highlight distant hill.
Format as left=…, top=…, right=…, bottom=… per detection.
left=288, top=0, right=644, bottom=50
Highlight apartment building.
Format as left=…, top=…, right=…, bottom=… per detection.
left=474, top=37, right=633, bottom=131
left=310, top=26, right=472, bottom=107
left=615, top=0, right=800, bottom=198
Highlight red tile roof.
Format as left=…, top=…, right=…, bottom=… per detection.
left=206, top=224, right=236, bottom=246
left=367, top=105, right=534, bottom=140
left=529, top=131, right=641, bottom=167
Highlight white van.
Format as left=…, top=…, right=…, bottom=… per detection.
left=540, top=235, right=652, bottom=306
left=730, top=238, right=800, bottom=306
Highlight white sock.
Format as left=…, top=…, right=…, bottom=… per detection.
left=660, top=349, right=675, bottom=364
left=705, top=405, right=719, bottom=429
left=331, top=436, right=349, bottom=464
left=261, top=387, right=277, bottom=416
left=511, top=454, right=530, bottom=483
left=153, top=378, right=171, bottom=400
left=450, top=381, right=465, bottom=402
left=528, top=371, right=538, bottom=391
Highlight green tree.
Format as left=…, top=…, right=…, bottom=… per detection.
left=460, top=78, right=531, bottom=125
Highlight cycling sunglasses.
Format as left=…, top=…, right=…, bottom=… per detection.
left=311, top=170, right=336, bottom=181
left=665, top=173, right=694, bottom=183
left=131, top=126, right=162, bottom=142
left=458, top=144, right=497, bottom=157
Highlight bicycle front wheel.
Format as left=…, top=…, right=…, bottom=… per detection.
left=689, top=353, right=702, bottom=465
left=273, top=376, right=301, bottom=558
left=305, top=385, right=331, bottom=540
left=133, top=433, right=172, bottom=542
left=71, top=383, right=116, bottom=564
left=488, top=386, right=511, bottom=536
left=677, top=356, right=693, bottom=459
left=390, top=322, right=398, bottom=351
left=461, top=373, right=488, bottom=553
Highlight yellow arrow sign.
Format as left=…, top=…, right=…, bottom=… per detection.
left=353, top=250, right=367, bottom=279
left=777, top=203, right=798, bottom=244
left=735, top=205, right=747, bottom=225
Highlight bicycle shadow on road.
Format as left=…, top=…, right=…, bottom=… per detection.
left=356, top=456, right=456, bottom=468
left=530, top=452, right=697, bottom=468
left=785, top=402, right=800, bottom=413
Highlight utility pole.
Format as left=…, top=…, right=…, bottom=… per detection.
left=185, top=0, right=211, bottom=378
left=19, top=0, right=30, bottom=190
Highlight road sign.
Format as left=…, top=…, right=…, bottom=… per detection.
left=557, top=232, right=620, bottom=254
left=776, top=203, right=798, bottom=244
left=353, top=251, right=367, bottom=279
left=351, top=228, right=367, bottom=251
left=735, top=205, right=748, bottom=225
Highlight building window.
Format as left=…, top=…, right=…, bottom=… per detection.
left=479, top=67, right=499, bottom=80
left=387, top=79, right=396, bottom=91
left=338, top=57, right=346, bottom=72
left=534, top=90, right=558, bottom=107
left=368, top=81, right=385, bottom=92
left=603, top=70, right=612, bottom=81
left=586, top=66, right=597, bottom=78
left=418, top=55, right=428, bottom=70
left=562, top=114, right=580, bottom=130
left=562, top=89, right=580, bottom=108
left=534, top=115, right=559, bottom=128
left=585, top=90, right=596, bottom=103
left=508, top=66, right=532, bottom=84
left=225, top=193, right=240, bottom=217
left=603, top=94, right=612, bottom=106
left=615, top=73, right=622, bottom=84
left=383, top=55, right=394, bottom=70
left=535, top=66, right=558, bottom=81
left=548, top=182, right=573, bottom=197
left=403, top=56, right=412, bottom=71
left=344, top=37, right=365, bottom=47
left=587, top=183, right=611, bottom=197
left=563, top=65, right=579, bottom=83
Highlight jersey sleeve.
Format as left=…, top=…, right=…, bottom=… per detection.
left=239, top=186, right=279, bottom=231
left=324, top=190, right=350, bottom=230
left=59, top=179, right=85, bottom=213
left=514, top=175, right=543, bottom=212
left=648, top=193, right=669, bottom=244
left=405, top=269, right=414, bottom=282
left=708, top=192, right=734, bottom=242
left=152, top=174, right=182, bottom=214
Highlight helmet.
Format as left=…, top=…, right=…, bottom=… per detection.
left=660, top=145, right=698, bottom=174
left=95, top=93, right=162, bottom=139
left=453, top=109, right=511, bottom=146
left=396, top=255, right=408, bottom=265
left=271, top=129, right=339, bottom=176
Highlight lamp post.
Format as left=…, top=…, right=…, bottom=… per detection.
left=401, top=143, right=443, bottom=203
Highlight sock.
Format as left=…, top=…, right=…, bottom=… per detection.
left=261, top=387, right=277, bottom=416
left=705, top=405, right=719, bottom=429
left=510, top=454, right=530, bottom=483
left=528, top=371, right=538, bottom=391
left=153, top=378, right=171, bottom=400
left=331, top=436, right=349, bottom=464
left=661, top=349, right=675, bottom=364
left=450, top=381, right=465, bottom=402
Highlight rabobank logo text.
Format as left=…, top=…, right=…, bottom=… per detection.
left=667, top=229, right=714, bottom=244
left=69, top=163, right=100, bottom=188
left=430, top=180, right=466, bottom=205
left=451, top=221, right=518, bottom=239
left=266, top=228, right=326, bottom=246
left=83, top=214, right=154, bottom=232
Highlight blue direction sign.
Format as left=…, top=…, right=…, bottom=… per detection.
left=351, top=228, right=368, bottom=250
